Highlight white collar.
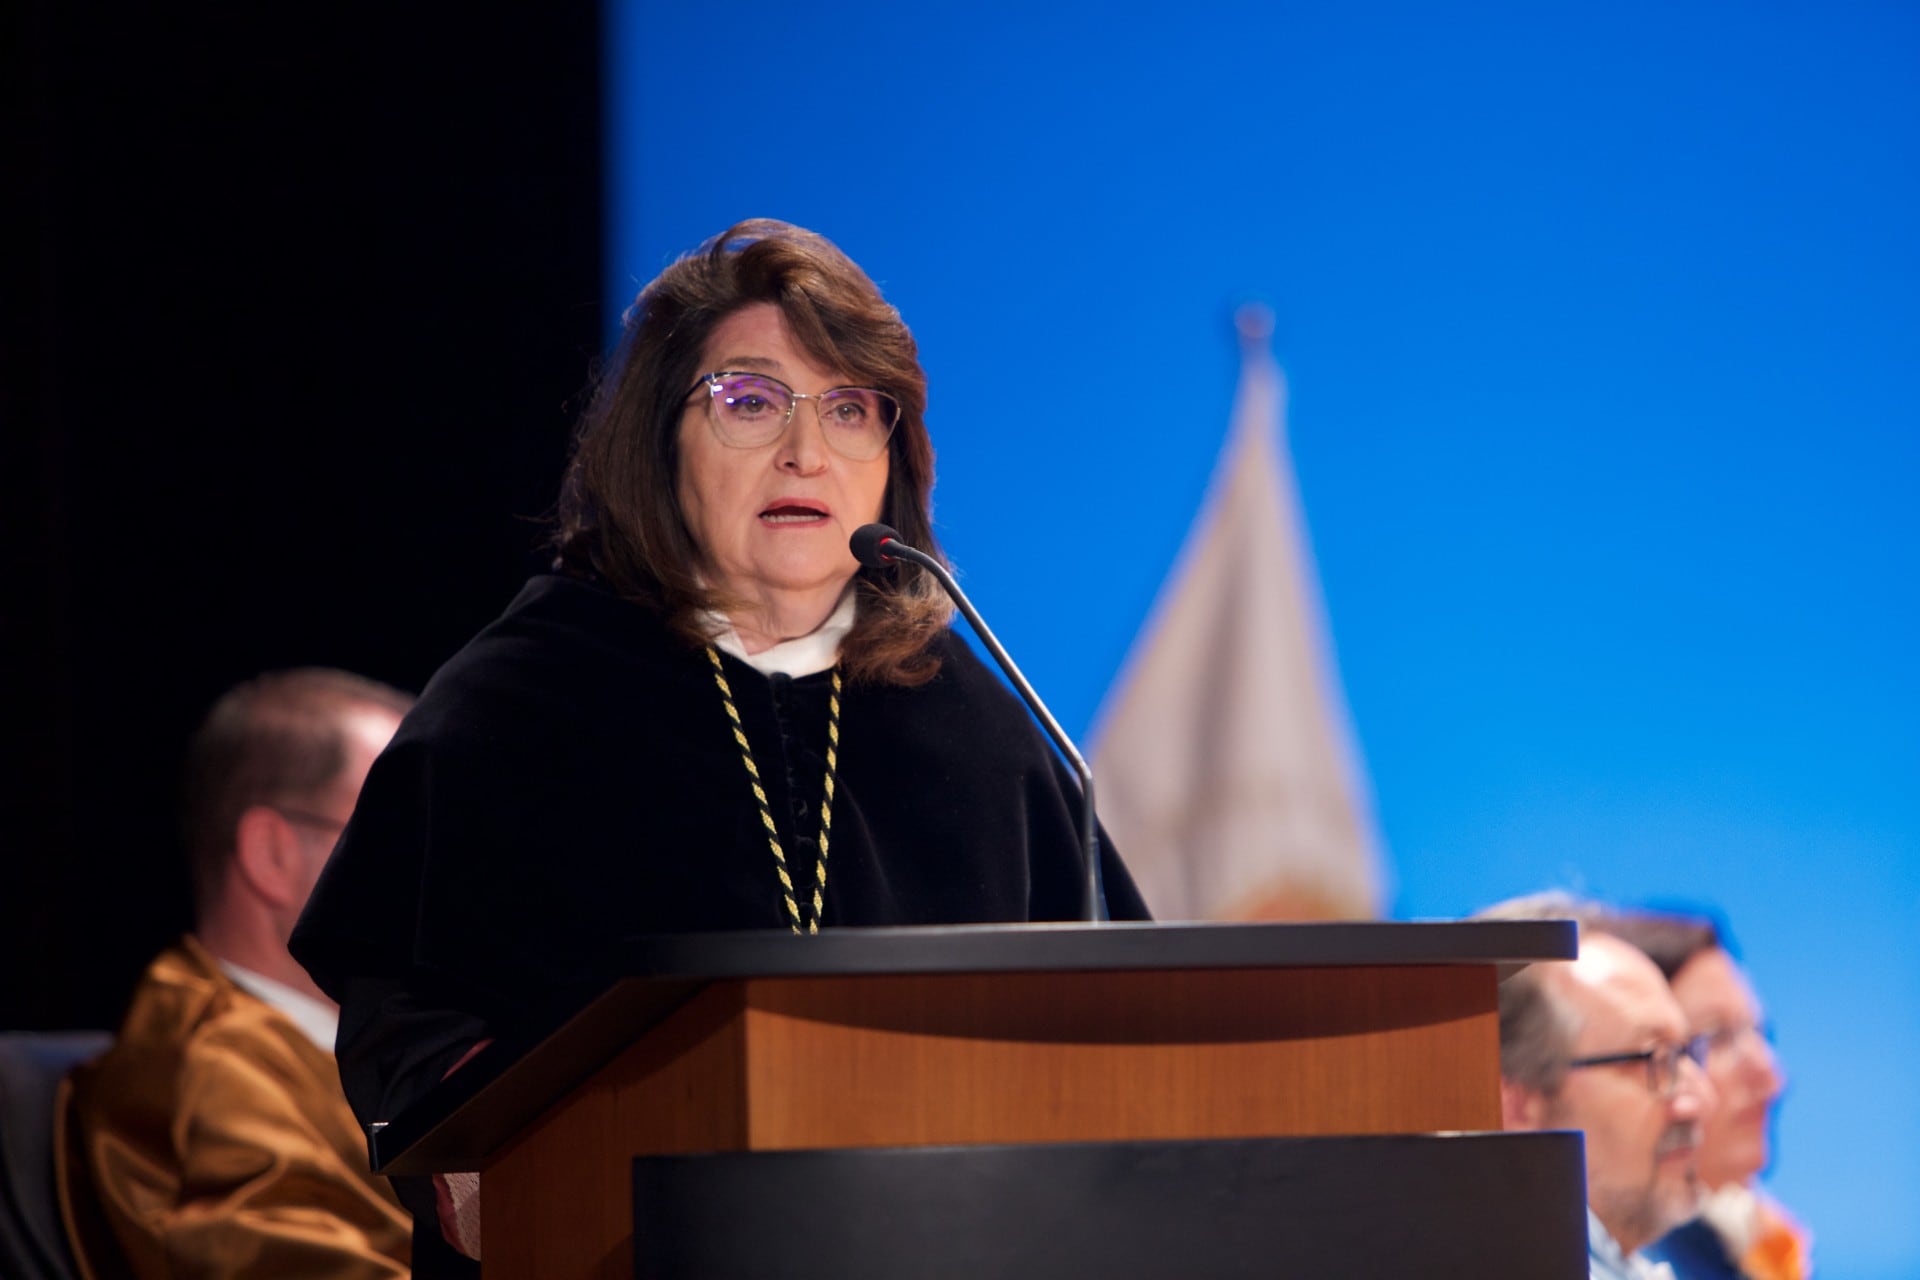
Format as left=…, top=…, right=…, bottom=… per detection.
left=1697, top=1181, right=1761, bottom=1256
left=704, top=590, right=855, bottom=677
left=220, top=960, right=339, bottom=1055
left=1587, top=1209, right=1677, bottom=1280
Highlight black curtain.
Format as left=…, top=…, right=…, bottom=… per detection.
left=3, top=1, right=604, bottom=1029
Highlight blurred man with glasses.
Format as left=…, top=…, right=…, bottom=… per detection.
left=1480, top=894, right=1718, bottom=1280
left=1605, top=911, right=1807, bottom=1280
left=60, top=669, right=418, bottom=1278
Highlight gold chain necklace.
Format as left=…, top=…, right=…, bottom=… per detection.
left=705, top=645, right=843, bottom=934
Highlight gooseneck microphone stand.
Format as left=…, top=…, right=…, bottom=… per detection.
left=851, top=523, right=1109, bottom=923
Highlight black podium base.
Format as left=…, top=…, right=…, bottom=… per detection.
left=632, top=1132, right=1586, bottom=1279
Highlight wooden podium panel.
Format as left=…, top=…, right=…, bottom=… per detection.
left=368, top=922, right=1575, bottom=1280
left=737, top=965, right=1499, bottom=1144
left=482, top=972, right=1505, bottom=1275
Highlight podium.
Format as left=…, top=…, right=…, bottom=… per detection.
left=372, top=921, right=1586, bottom=1278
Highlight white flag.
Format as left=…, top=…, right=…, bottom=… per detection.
left=1090, top=308, right=1385, bottom=921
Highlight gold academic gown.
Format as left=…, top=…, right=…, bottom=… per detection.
left=58, top=936, right=412, bottom=1279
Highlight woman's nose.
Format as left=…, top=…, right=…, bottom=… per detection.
left=1749, top=1032, right=1786, bottom=1099
left=776, top=406, right=830, bottom=474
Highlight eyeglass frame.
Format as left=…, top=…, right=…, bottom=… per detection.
left=1565, top=1034, right=1710, bottom=1096
left=1697, top=1020, right=1775, bottom=1062
left=272, top=806, right=348, bottom=835
left=685, top=370, right=902, bottom=460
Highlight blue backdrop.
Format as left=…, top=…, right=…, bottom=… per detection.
left=607, top=2, right=1919, bottom=1272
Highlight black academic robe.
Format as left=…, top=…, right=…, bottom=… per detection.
left=291, top=573, right=1146, bottom=1135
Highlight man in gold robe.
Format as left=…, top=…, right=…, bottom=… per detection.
left=60, top=669, right=416, bottom=1279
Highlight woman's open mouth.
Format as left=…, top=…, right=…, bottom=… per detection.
left=760, top=502, right=829, bottom=526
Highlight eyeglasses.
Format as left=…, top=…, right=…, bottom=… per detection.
left=688, top=371, right=900, bottom=461
left=274, top=807, right=347, bottom=835
left=1699, top=1021, right=1775, bottom=1063
left=1566, top=1035, right=1709, bottom=1096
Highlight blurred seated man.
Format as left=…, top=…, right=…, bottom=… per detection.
left=60, top=669, right=414, bottom=1279
left=1481, top=895, right=1717, bottom=1280
left=1605, top=911, right=1808, bottom=1280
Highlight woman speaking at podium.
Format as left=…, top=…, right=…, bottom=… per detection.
left=290, top=219, right=1145, bottom=1256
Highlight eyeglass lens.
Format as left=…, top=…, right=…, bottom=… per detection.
left=1650, top=1037, right=1709, bottom=1094
left=707, top=373, right=898, bottom=460
left=1703, top=1022, right=1772, bottom=1061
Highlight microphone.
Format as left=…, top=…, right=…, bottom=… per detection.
left=852, top=523, right=1109, bottom=923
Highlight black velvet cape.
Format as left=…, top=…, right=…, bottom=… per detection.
left=291, top=574, right=1145, bottom=1115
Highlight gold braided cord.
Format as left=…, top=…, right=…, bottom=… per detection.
left=706, top=645, right=841, bottom=935
left=706, top=647, right=796, bottom=928
left=809, top=671, right=842, bottom=926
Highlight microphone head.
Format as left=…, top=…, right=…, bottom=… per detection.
left=850, top=523, right=904, bottom=569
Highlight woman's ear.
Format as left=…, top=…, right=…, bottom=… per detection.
left=230, top=805, right=303, bottom=911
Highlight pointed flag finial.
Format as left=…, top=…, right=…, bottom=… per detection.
left=1091, top=301, right=1385, bottom=924
left=1234, top=302, right=1276, bottom=351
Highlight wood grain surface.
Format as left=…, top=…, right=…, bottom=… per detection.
left=479, top=963, right=1500, bottom=1278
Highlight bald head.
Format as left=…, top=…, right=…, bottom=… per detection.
left=1541, top=933, right=1679, bottom=1027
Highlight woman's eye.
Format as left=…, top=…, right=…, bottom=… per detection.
left=729, top=395, right=774, bottom=416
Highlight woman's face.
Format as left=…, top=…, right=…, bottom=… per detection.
left=1670, top=947, right=1784, bottom=1188
left=676, top=303, right=891, bottom=614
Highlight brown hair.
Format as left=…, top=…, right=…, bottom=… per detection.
left=554, top=219, right=952, bottom=685
left=1598, top=910, right=1725, bottom=982
left=183, top=668, right=413, bottom=919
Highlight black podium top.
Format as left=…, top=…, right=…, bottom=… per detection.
left=373, top=919, right=1573, bottom=1173
left=609, top=918, right=1571, bottom=978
